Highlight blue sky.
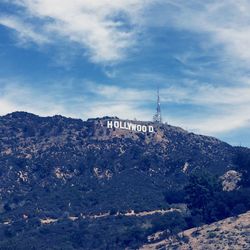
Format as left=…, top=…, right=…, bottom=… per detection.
left=0, top=0, right=250, bottom=146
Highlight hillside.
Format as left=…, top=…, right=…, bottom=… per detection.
left=0, top=112, right=236, bottom=212
left=141, top=210, right=250, bottom=250
left=0, top=111, right=249, bottom=249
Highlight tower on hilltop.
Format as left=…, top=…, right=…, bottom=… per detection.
left=153, top=87, right=162, bottom=123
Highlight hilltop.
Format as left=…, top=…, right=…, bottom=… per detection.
left=0, top=111, right=249, bottom=249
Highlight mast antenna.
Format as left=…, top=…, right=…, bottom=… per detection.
left=153, top=87, right=162, bottom=123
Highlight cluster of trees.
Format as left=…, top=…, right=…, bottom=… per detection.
left=0, top=211, right=187, bottom=250
left=185, top=171, right=250, bottom=226
left=165, top=147, right=250, bottom=227
left=234, top=147, right=250, bottom=187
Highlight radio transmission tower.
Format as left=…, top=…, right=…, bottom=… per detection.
left=153, top=87, right=162, bottom=123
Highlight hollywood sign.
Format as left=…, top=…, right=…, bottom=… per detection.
left=107, top=120, right=154, bottom=133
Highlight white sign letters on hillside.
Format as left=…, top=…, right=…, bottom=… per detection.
left=106, top=120, right=154, bottom=133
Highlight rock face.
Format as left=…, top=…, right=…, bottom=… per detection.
left=220, top=170, right=242, bottom=191
left=141, top=210, right=250, bottom=250
left=0, top=112, right=237, bottom=215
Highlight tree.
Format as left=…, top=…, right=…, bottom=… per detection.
left=185, top=171, right=221, bottom=223
left=235, top=148, right=250, bottom=187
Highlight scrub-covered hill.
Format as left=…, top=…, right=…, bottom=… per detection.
left=0, top=112, right=249, bottom=249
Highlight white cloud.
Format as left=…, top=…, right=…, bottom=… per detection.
left=86, top=102, right=152, bottom=121
left=1, top=0, right=152, bottom=63
left=1, top=79, right=250, bottom=135
left=2, top=0, right=250, bottom=65
left=3, top=0, right=250, bottom=66
left=0, top=79, right=154, bottom=119
left=0, top=81, right=67, bottom=116
left=171, top=109, right=250, bottom=135
left=162, top=84, right=250, bottom=106
left=2, top=0, right=250, bottom=138
left=87, top=82, right=153, bottom=102
left=0, top=16, right=49, bottom=45
left=0, top=99, right=19, bottom=115
left=68, top=81, right=250, bottom=134
left=161, top=83, right=250, bottom=134
left=87, top=81, right=250, bottom=134
left=158, top=1, right=250, bottom=64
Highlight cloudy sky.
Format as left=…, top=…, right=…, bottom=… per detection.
left=1, top=0, right=250, bottom=146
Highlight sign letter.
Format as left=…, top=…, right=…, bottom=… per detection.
left=137, top=125, right=142, bottom=132
left=114, top=121, right=119, bottom=128
left=107, top=121, right=113, bottom=128
left=148, top=126, right=154, bottom=133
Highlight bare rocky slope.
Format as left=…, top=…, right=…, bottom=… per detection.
left=141, top=210, right=250, bottom=250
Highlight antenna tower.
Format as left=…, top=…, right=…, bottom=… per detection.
left=153, top=87, right=162, bottom=123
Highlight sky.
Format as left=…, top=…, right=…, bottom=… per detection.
left=0, top=0, right=250, bottom=147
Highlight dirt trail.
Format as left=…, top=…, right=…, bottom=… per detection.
left=1, top=207, right=180, bottom=225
